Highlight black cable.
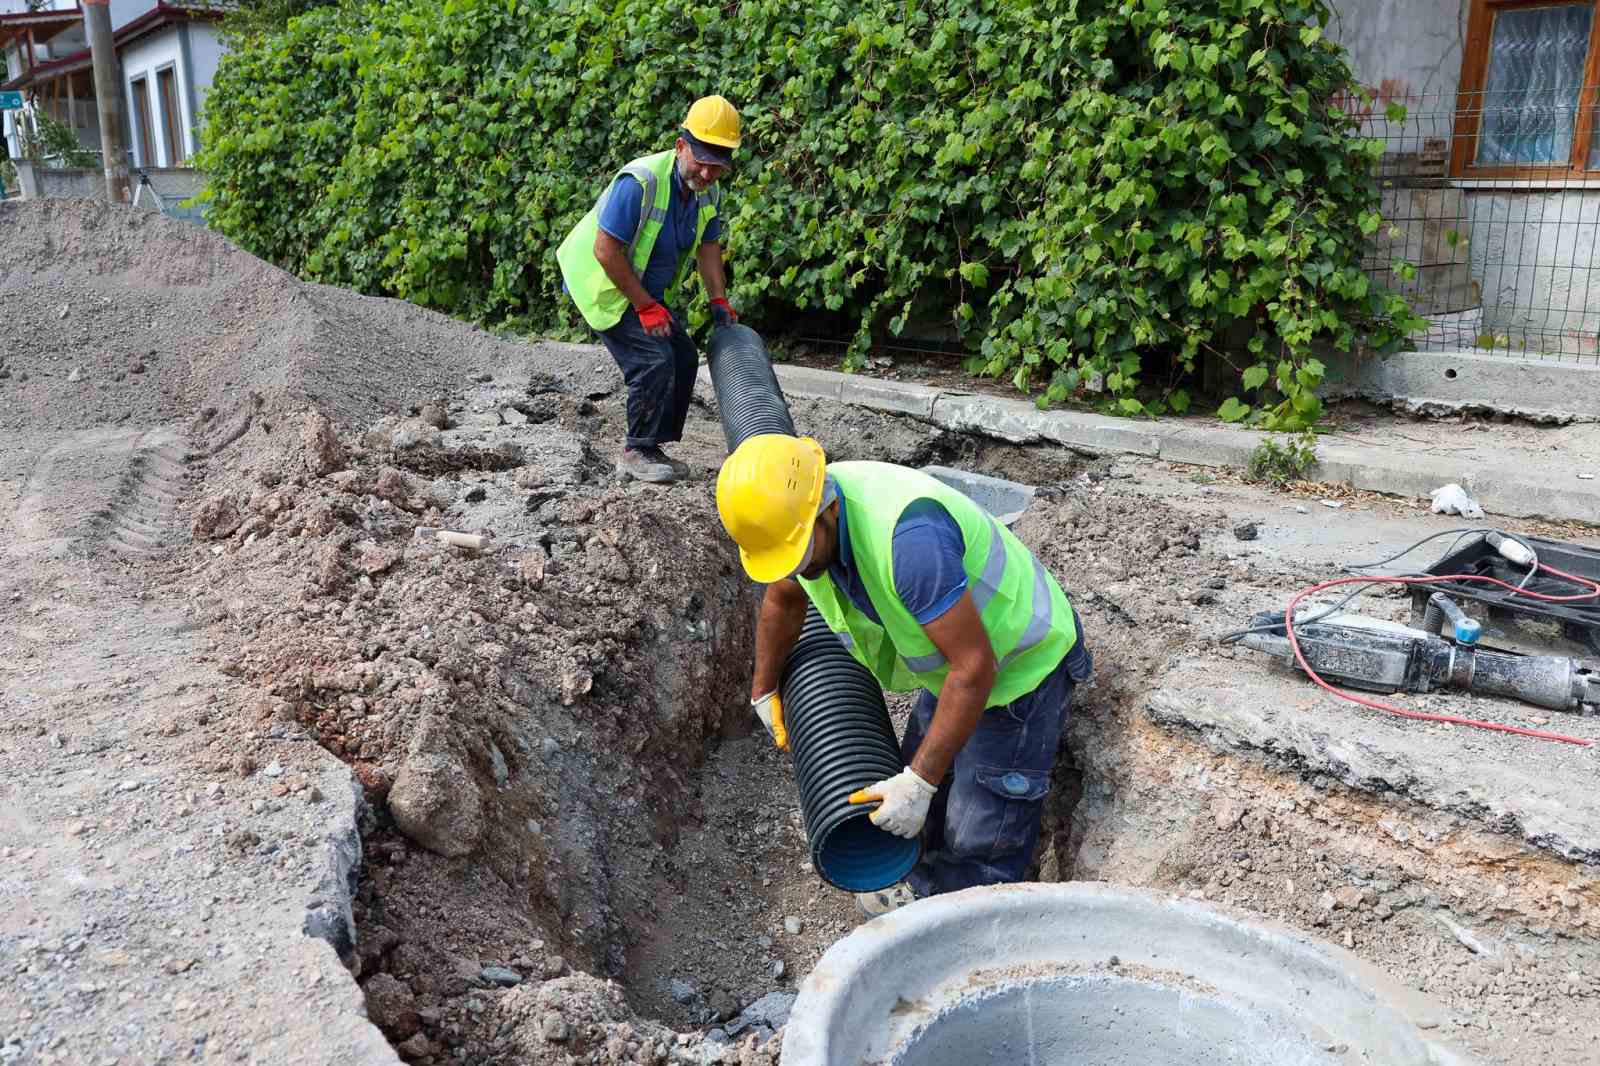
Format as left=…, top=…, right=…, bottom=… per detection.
left=1216, top=582, right=1378, bottom=644
left=1218, top=527, right=1542, bottom=645
left=1340, top=528, right=1487, bottom=572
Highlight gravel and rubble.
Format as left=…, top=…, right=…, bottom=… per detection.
left=6, top=200, right=1600, bottom=1066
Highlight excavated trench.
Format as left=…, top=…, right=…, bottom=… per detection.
left=333, top=379, right=1103, bottom=1046
left=322, top=336, right=1494, bottom=1066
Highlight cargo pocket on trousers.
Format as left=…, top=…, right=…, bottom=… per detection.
left=972, top=767, right=1051, bottom=856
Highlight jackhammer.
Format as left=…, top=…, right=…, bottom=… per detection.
left=1240, top=598, right=1600, bottom=714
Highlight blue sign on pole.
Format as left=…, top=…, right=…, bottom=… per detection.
left=0, top=91, right=23, bottom=109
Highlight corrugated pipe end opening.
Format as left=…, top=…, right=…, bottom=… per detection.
left=811, top=813, right=921, bottom=892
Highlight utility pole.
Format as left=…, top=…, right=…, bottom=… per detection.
left=82, top=0, right=128, bottom=202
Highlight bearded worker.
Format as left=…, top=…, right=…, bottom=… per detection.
left=557, top=95, right=741, bottom=483
left=715, top=434, right=1092, bottom=916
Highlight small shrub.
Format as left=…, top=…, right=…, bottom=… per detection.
left=19, top=111, right=97, bottom=169
left=1245, top=430, right=1318, bottom=488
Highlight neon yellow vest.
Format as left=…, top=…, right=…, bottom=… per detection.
left=557, top=149, right=721, bottom=331
left=797, top=462, right=1078, bottom=706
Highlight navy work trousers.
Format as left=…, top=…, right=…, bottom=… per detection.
left=597, top=306, right=698, bottom=450
left=900, top=655, right=1077, bottom=898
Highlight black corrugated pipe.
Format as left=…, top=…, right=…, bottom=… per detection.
left=780, top=609, right=922, bottom=890
left=705, top=324, right=921, bottom=892
left=705, top=323, right=797, bottom=446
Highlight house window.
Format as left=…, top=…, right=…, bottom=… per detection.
left=156, top=66, right=185, bottom=166
left=131, top=76, right=155, bottom=168
left=1453, top=0, right=1600, bottom=176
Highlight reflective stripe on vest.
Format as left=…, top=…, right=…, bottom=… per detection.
left=798, top=462, right=1077, bottom=706
left=618, top=161, right=672, bottom=267
left=998, top=554, right=1055, bottom=670
left=893, top=515, right=1051, bottom=676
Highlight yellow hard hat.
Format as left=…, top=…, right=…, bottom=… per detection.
left=684, top=95, right=742, bottom=150
left=716, top=434, right=826, bottom=583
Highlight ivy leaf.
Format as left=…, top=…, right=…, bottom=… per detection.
left=1169, top=388, right=1191, bottom=413
left=1217, top=397, right=1251, bottom=423
left=1241, top=364, right=1270, bottom=390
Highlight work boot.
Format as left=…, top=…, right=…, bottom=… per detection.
left=654, top=447, right=691, bottom=478
left=617, top=447, right=680, bottom=483
left=855, top=881, right=918, bottom=919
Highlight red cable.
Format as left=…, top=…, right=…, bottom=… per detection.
left=1282, top=565, right=1599, bottom=748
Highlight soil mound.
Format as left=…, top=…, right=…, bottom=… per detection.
left=0, top=200, right=605, bottom=472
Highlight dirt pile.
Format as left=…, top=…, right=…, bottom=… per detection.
left=0, top=199, right=568, bottom=476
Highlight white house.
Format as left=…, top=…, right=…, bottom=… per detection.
left=2, top=0, right=228, bottom=171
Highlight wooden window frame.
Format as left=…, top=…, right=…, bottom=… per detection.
left=131, top=74, right=155, bottom=169
left=1452, top=0, right=1600, bottom=178
left=155, top=62, right=185, bottom=167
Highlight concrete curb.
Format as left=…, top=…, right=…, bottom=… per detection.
left=1323, top=348, right=1600, bottom=425
left=712, top=363, right=1600, bottom=525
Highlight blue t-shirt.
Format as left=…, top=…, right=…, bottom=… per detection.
left=830, top=494, right=969, bottom=626
left=596, top=164, right=724, bottom=304
left=828, top=479, right=1093, bottom=682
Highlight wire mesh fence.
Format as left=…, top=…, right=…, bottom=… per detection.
left=1346, top=87, right=1600, bottom=363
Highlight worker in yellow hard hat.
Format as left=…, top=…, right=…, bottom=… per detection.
left=556, top=95, right=743, bottom=483
left=716, top=434, right=1092, bottom=918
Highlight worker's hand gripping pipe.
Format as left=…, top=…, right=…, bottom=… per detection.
left=705, top=323, right=922, bottom=891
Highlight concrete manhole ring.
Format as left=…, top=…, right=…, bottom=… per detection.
left=784, top=882, right=1474, bottom=1066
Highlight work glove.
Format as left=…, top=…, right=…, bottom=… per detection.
left=710, top=297, right=738, bottom=327
left=751, top=690, right=788, bottom=751
left=638, top=302, right=674, bottom=338
left=848, top=766, right=938, bottom=839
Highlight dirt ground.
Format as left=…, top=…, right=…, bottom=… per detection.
left=4, top=201, right=1599, bottom=1066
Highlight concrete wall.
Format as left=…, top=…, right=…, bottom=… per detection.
left=189, top=22, right=225, bottom=98
left=12, top=157, right=207, bottom=223
left=1466, top=190, right=1600, bottom=355
left=121, top=26, right=190, bottom=168
left=1322, top=347, right=1600, bottom=423
left=12, top=160, right=101, bottom=199
left=1327, top=0, right=1466, bottom=104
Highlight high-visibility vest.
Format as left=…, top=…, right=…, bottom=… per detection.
left=556, top=149, right=720, bottom=331
left=797, top=462, right=1079, bottom=705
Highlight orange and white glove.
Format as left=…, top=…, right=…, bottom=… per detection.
left=849, top=767, right=938, bottom=838
left=751, top=691, right=787, bottom=751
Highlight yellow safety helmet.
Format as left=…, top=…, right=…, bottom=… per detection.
left=716, top=434, right=826, bottom=583
left=683, top=95, right=742, bottom=150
